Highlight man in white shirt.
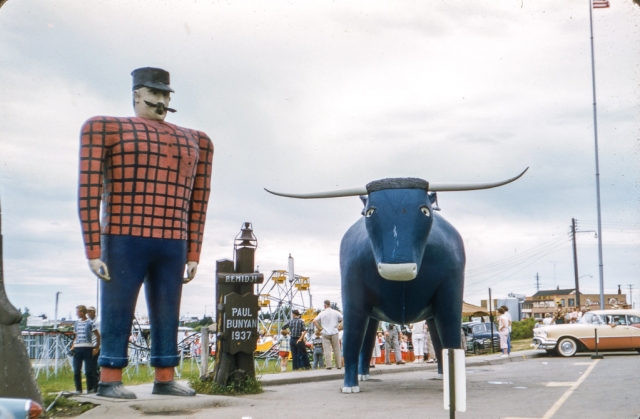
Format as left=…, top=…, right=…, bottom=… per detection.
left=313, top=300, right=343, bottom=370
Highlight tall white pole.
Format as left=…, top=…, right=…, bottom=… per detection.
left=54, top=291, right=60, bottom=329
left=588, top=0, right=606, bottom=309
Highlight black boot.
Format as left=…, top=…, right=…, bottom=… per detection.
left=96, top=381, right=137, bottom=399
left=152, top=381, right=196, bottom=396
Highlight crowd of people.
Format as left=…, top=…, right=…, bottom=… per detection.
left=535, top=305, right=588, bottom=328
left=70, top=300, right=523, bottom=389
left=270, top=301, right=445, bottom=372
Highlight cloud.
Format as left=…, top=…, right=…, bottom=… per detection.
left=0, top=0, right=638, bottom=319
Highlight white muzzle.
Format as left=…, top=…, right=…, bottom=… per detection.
left=377, top=263, right=417, bottom=281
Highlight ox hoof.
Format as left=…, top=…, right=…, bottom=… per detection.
left=342, top=386, right=360, bottom=393
left=358, top=374, right=371, bottom=381
left=436, top=373, right=443, bottom=380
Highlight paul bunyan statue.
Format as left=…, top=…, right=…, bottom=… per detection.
left=78, top=67, right=213, bottom=399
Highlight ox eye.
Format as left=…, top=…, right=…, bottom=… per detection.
left=421, top=206, right=431, bottom=217
left=365, top=207, right=376, bottom=217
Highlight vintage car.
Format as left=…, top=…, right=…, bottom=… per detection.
left=0, top=397, right=43, bottom=419
left=532, top=309, right=640, bottom=357
left=462, top=321, right=500, bottom=354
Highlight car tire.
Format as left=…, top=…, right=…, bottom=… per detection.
left=473, top=344, right=480, bottom=355
left=556, top=337, right=578, bottom=357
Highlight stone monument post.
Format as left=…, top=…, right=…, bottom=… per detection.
left=212, top=222, right=263, bottom=387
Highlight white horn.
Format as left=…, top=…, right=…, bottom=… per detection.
left=264, top=168, right=528, bottom=199
left=428, top=168, right=528, bottom=192
left=264, top=186, right=368, bottom=199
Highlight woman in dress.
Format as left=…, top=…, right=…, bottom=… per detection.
left=498, top=307, right=509, bottom=358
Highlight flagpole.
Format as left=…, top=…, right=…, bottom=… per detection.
left=588, top=0, right=605, bottom=309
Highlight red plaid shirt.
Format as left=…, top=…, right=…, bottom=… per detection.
left=78, top=116, right=213, bottom=262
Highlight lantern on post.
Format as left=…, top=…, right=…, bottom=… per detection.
left=234, top=222, right=258, bottom=274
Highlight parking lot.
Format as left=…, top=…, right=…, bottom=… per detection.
left=79, top=351, right=640, bottom=419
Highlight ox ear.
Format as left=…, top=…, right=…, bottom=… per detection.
left=428, top=192, right=441, bottom=211
left=359, top=195, right=368, bottom=215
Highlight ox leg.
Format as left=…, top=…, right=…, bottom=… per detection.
left=342, top=312, right=369, bottom=393
left=427, top=317, right=444, bottom=378
left=429, top=287, right=463, bottom=378
left=358, top=318, right=379, bottom=382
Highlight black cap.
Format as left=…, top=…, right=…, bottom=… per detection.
left=131, top=67, right=174, bottom=93
left=292, top=309, right=301, bottom=316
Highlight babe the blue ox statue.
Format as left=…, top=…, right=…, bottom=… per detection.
left=265, top=169, right=527, bottom=393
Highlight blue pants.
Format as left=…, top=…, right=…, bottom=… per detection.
left=99, top=235, right=186, bottom=369
left=290, top=337, right=310, bottom=370
left=73, top=347, right=96, bottom=392
left=312, top=348, right=324, bottom=369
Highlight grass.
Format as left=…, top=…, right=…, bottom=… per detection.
left=37, top=360, right=207, bottom=394
left=188, top=374, right=263, bottom=396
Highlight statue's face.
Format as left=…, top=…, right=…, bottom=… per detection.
left=133, top=87, right=172, bottom=121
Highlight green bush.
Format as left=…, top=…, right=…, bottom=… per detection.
left=511, top=317, right=537, bottom=340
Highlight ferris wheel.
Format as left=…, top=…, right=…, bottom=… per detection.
left=255, top=255, right=317, bottom=337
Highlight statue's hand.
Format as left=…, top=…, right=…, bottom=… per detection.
left=88, top=259, right=110, bottom=281
left=183, top=261, right=198, bottom=284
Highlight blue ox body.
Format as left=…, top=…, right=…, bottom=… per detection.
left=341, top=178, right=463, bottom=393
left=265, top=169, right=527, bottom=394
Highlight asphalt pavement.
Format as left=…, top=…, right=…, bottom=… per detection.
left=71, top=349, right=640, bottom=419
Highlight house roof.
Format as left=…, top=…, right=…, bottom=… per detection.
left=532, top=289, right=576, bottom=297
left=462, top=301, right=488, bottom=315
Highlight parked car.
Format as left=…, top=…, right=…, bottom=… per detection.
left=0, top=397, right=43, bottom=419
left=532, top=309, right=640, bottom=357
left=462, top=321, right=500, bottom=354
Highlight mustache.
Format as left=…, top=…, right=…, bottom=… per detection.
left=144, top=100, right=177, bottom=114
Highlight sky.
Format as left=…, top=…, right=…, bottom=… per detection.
left=0, top=0, right=638, bottom=322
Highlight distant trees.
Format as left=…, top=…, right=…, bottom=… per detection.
left=19, top=307, right=30, bottom=330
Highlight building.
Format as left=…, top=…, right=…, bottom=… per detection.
left=521, top=288, right=628, bottom=319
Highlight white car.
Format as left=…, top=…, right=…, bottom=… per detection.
left=532, top=309, right=640, bottom=357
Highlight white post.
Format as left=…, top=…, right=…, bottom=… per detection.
left=443, top=348, right=467, bottom=413
left=200, top=327, right=209, bottom=377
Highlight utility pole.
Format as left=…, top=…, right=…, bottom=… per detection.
left=535, top=273, right=540, bottom=292
left=628, top=284, right=633, bottom=308
left=488, top=288, right=494, bottom=354
left=571, top=219, right=581, bottom=307
left=571, top=218, right=597, bottom=307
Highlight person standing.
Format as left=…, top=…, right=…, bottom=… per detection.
left=312, top=300, right=343, bottom=370
left=71, top=305, right=99, bottom=394
left=381, top=322, right=404, bottom=365
left=311, top=330, right=325, bottom=369
left=86, top=306, right=101, bottom=393
left=282, top=310, right=309, bottom=370
left=278, top=329, right=290, bottom=372
left=425, top=322, right=436, bottom=363
left=497, top=307, right=509, bottom=358
left=410, top=320, right=426, bottom=363
left=78, top=67, right=213, bottom=398
left=501, top=306, right=512, bottom=355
